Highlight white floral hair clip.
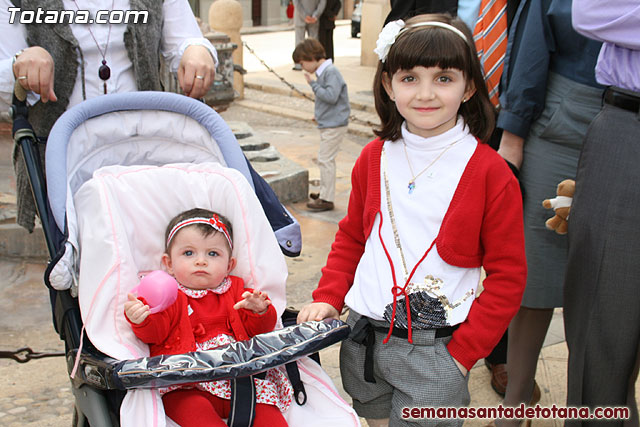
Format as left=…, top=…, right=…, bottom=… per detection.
left=373, top=19, right=406, bottom=63
left=374, top=19, right=469, bottom=63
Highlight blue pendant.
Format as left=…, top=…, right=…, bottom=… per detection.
left=408, top=181, right=416, bottom=194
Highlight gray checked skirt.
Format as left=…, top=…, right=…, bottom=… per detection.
left=518, top=72, right=603, bottom=308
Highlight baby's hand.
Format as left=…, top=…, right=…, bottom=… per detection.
left=124, top=293, right=150, bottom=324
left=233, top=290, right=271, bottom=315
left=297, top=302, right=340, bottom=323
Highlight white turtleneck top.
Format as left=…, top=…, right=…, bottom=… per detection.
left=345, top=119, right=482, bottom=327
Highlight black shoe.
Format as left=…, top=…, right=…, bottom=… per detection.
left=306, top=198, right=334, bottom=211
left=309, top=192, right=320, bottom=200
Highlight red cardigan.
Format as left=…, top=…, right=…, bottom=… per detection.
left=127, top=275, right=277, bottom=357
left=313, top=138, right=527, bottom=370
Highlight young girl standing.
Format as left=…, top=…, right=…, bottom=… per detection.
left=298, top=14, right=527, bottom=426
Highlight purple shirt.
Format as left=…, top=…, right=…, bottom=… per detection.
left=572, top=0, right=640, bottom=92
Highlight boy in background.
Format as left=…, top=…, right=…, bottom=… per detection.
left=293, top=38, right=350, bottom=212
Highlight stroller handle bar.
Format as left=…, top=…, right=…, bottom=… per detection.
left=10, top=80, right=61, bottom=259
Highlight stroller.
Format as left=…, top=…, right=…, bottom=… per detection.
left=11, top=90, right=359, bottom=427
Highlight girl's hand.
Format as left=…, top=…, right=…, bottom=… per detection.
left=297, top=302, right=340, bottom=323
left=177, top=45, right=216, bottom=99
left=12, top=46, right=57, bottom=103
left=124, top=293, right=150, bottom=324
left=453, top=358, right=468, bottom=377
left=234, top=291, right=271, bottom=314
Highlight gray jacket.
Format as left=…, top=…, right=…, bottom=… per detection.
left=293, top=0, right=327, bottom=26
left=309, top=62, right=350, bottom=129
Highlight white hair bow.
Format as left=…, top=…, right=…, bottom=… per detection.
left=373, top=19, right=405, bottom=63
left=373, top=19, right=469, bottom=63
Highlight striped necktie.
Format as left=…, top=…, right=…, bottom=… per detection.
left=473, top=0, right=508, bottom=107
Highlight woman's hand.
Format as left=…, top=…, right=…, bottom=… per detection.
left=177, top=44, right=216, bottom=99
left=124, top=293, right=150, bottom=324
left=12, top=46, right=57, bottom=103
left=234, top=290, right=272, bottom=314
left=297, top=302, right=340, bottom=323
left=497, top=130, right=525, bottom=170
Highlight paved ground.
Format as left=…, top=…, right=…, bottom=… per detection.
left=1, top=20, right=638, bottom=427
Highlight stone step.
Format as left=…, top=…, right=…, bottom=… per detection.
left=235, top=98, right=375, bottom=139
left=0, top=223, right=48, bottom=260
left=227, top=120, right=309, bottom=203
left=244, top=80, right=377, bottom=115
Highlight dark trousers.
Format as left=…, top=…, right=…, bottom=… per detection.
left=564, top=95, right=640, bottom=426
left=486, top=330, right=508, bottom=365
left=318, top=25, right=335, bottom=61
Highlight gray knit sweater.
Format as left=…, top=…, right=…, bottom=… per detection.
left=309, top=62, right=350, bottom=129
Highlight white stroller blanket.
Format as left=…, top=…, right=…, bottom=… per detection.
left=73, top=162, right=359, bottom=426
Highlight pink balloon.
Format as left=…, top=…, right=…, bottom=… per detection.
left=132, top=270, right=178, bottom=314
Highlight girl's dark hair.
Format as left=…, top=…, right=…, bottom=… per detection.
left=164, top=208, right=233, bottom=251
left=292, top=38, right=327, bottom=63
left=373, top=14, right=496, bottom=142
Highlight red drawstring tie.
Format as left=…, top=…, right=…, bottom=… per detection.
left=385, top=284, right=414, bottom=343
left=377, top=214, right=437, bottom=344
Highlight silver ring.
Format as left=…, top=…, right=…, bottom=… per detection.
left=17, top=76, right=27, bottom=80
left=195, top=75, right=204, bottom=80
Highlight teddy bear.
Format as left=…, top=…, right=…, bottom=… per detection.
left=542, top=179, right=576, bottom=235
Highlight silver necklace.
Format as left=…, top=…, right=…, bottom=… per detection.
left=72, top=0, right=115, bottom=94
left=401, top=137, right=462, bottom=194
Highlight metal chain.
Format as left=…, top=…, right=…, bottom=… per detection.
left=0, top=347, right=65, bottom=363
left=243, top=41, right=315, bottom=102
left=242, top=41, right=377, bottom=127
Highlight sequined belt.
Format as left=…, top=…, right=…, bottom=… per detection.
left=349, top=316, right=459, bottom=383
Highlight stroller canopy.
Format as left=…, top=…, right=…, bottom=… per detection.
left=45, top=91, right=253, bottom=233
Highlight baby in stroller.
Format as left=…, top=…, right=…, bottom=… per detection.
left=125, top=208, right=291, bottom=426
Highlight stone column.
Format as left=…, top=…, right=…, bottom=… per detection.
left=360, top=0, right=389, bottom=66
left=260, top=0, right=282, bottom=26
left=209, top=0, right=245, bottom=99
left=343, top=0, right=354, bottom=18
